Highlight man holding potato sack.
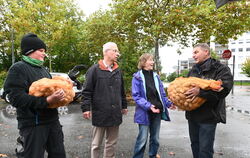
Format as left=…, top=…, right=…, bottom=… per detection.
left=4, top=33, right=66, bottom=158
left=185, top=43, right=233, bottom=158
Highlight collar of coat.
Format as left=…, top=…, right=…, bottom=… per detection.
left=195, top=58, right=220, bottom=73
left=98, top=60, right=119, bottom=71
left=133, top=70, right=158, bottom=80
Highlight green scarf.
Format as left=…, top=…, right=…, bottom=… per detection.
left=22, top=55, right=44, bottom=67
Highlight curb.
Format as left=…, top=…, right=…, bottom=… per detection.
left=226, top=106, right=250, bottom=116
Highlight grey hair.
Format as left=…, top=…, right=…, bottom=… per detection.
left=194, top=43, right=210, bottom=54
left=137, top=53, right=154, bottom=69
left=103, top=42, right=117, bottom=52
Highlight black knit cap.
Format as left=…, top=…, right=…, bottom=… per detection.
left=21, top=33, right=47, bottom=56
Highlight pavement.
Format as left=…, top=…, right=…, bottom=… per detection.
left=226, top=85, right=250, bottom=115
left=0, top=101, right=250, bottom=158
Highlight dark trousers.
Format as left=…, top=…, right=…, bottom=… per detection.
left=16, top=120, right=66, bottom=158
left=188, top=120, right=217, bottom=158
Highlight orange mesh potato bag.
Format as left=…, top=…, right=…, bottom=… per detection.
left=167, top=77, right=222, bottom=111
left=29, top=76, right=75, bottom=108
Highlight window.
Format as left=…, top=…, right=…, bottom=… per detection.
left=218, top=50, right=222, bottom=54
left=231, top=42, right=236, bottom=44
left=238, top=56, right=243, bottom=60
left=231, top=49, right=235, bottom=52
left=247, top=48, right=250, bottom=52
left=239, top=48, right=243, bottom=52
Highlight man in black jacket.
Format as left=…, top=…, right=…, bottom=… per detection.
left=184, top=43, right=233, bottom=158
left=4, top=33, right=66, bottom=158
left=81, top=42, right=128, bottom=158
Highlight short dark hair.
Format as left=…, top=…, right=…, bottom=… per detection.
left=194, top=43, right=210, bottom=54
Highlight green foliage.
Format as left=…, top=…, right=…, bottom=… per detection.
left=242, top=58, right=250, bottom=77
left=160, top=73, right=167, bottom=82
left=0, top=0, right=86, bottom=72
left=234, top=81, right=250, bottom=86
left=111, top=0, right=250, bottom=73
left=167, top=72, right=178, bottom=82
left=0, top=0, right=250, bottom=92
left=166, top=69, right=189, bottom=82
left=210, top=49, right=219, bottom=60
left=0, top=71, right=7, bottom=88
left=179, top=69, right=189, bottom=77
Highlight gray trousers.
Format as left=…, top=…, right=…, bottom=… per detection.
left=91, top=126, right=119, bottom=158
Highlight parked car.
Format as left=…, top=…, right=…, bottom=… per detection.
left=50, top=72, right=83, bottom=101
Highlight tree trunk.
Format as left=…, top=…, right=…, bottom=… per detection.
left=154, top=38, right=160, bottom=74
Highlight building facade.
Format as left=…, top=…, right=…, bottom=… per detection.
left=227, top=32, right=250, bottom=81
left=170, top=32, right=250, bottom=81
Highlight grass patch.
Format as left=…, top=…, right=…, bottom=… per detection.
left=234, top=81, right=250, bottom=86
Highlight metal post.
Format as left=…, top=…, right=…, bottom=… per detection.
left=231, top=55, right=235, bottom=94
left=177, top=49, right=181, bottom=77
left=177, top=59, right=179, bottom=77
left=154, top=38, right=160, bottom=75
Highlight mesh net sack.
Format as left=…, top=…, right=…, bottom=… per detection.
left=29, top=76, right=75, bottom=108
left=167, top=77, right=222, bottom=111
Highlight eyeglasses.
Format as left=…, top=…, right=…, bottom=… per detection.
left=107, top=49, right=120, bottom=54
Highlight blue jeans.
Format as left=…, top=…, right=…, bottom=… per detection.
left=133, top=113, right=161, bottom=158
left=188, top=120, right=217, bottom=158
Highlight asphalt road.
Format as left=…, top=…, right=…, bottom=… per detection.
left=0, top=102, right=250, bottom=158
left=226, top=85, right=250, bottom=112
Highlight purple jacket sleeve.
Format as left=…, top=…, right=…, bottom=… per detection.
left=131, top=76, right=151, bottom=111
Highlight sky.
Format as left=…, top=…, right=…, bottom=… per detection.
left=76, top=0, right=193, bottom=74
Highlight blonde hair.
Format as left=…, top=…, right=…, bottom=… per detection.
left=137, top=53, right=154, bottom=69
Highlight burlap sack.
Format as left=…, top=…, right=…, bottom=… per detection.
left=167, top=77, right=222, bottom=111
left=29, top=76, right=75, bottom=108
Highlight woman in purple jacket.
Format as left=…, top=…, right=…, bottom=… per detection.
left=132, top=53, right=174, bottom=158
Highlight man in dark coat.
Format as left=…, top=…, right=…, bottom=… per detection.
left=81, top=42, right=128, bottom=158
left=4, top=33, right=66, bottom=158
left=184, top=43, right=233, bottom=158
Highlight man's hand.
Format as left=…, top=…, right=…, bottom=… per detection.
left=184, top=86, right=200, bottom=101
left=46, top=89, right=65, bottom=104
left=169, top=104, right=177, bottom=110
left=121, top=109, right=128, bottom=115
left=150, top=105, right=160, bottom=113
left=83, top=111, right=91, bottom=119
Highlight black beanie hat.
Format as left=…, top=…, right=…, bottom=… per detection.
left=21, top=33, right=47, bottom=56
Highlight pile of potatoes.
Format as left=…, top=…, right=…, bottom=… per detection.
left=29, top=76, right=75, bottom=108
left=167, top=77, right=222, bottom=111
